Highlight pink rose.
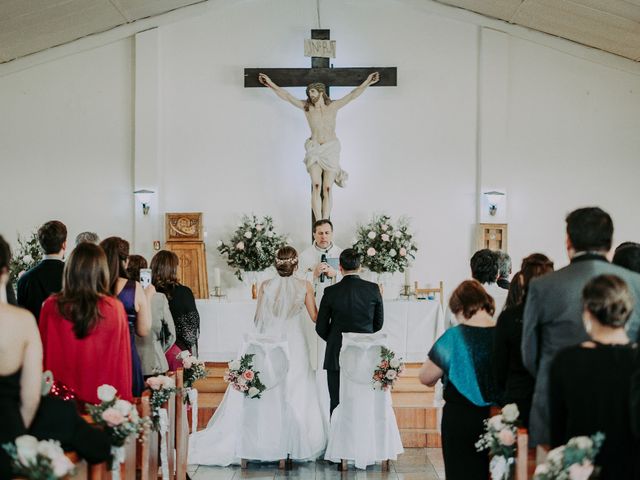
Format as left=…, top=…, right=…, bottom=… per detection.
left=236, top=241, right=245, bottom=251
left=159, top=375, right=175, bottom=389
left=243, top=370, right=255, bottom=381
left=101, top=408, right=126, bottom=426
left=146, top=377, right=162, bottom=390
left=380, top=360, right=389, bottom=369
left=568, top=462, right=594, bottom=480
left=498, top=428, right=516, bottom=446
left=399, top=248, right=407, bottom=257
left=381, top=233, right=390, bottom=242
left=367, top=247, right=376, bottom=256
left=183, top=358, right=194, bottom=369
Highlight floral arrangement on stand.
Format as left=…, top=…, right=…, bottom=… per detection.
left=86, top=384, right=145, bottom=447
left=372, top=346, right=404, bottom=390
left=1, top=435, right=75, bottom=480
left=476, top=403, right=520, bottom=480
left=533, top=433, right=604, bottom=480
left=217, top=215, right=287, bottom=281
left=177, top=350, right=207, bottom=391
left=8, top=231, right=42, bottom=288
left=146, top=375, right=177, bottom=431
left=224, top=354, right=266, bottom=399
left=352, top=214, right=417, bottom=276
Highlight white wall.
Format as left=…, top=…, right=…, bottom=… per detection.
left=1, top=0, right=640, bottom=296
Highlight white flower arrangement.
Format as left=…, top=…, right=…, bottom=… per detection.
left=352, top=214, right=417, bottom=274
left=533, top=433, right=604, bottom=480
left=1, top=435, right=75, bottom=480
left=217, top=215, right=287, bottom=280
left=176, top=350, right=207, bottom=394
left=146, top=375, right=177, bottom=431
left=476, top=404, right=520, bottom=480
left=9, top=231, right=42, bottom=288
left=372, top=346, right=404, bottom=390
left=224, top=354, right=266, bottom=399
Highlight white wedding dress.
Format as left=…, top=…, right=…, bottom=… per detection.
left=188, top=276, right=328, bottom=466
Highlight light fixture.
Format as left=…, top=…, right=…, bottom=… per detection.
left=133, top=189, right=154, bottom=215
left=483, top=190, right=505, bottom=216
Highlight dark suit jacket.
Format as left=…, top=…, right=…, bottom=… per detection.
left=522, top=253, right=640, bottom=446
left=316, top=274, right=384, bottom=371
left=17, top=259, right=64, bottom=321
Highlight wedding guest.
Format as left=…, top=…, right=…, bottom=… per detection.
left=1, top=237, right=111, bottom=470
left=17, top=220, right=67, bottom=321
left=470, top=249, right=508, bottom=314
left=496, top=251, right=512, bottom=290
left=549, top=275, right=640, bottom=479
left=522, top=207, right=640, bottom=447
left=494, top=253, right=554, bottom=428
left=419, top=280, right=501, bottom=480
left=151, top=250, right=200, bottom=369
left=613, top=242, right=640, bottom=274
left=39, top=242, right=133, bottom=405
left=101, top=237, right=152, bottom=396
left=503, top=271, right=524, bottom=311
left=74, top=231, right=100, bottom=246
left=127, top=255, right=176, bottom=376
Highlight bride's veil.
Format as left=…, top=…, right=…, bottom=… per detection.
left=254, top=276, right=305, bottom=334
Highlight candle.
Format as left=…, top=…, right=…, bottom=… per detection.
left=404, top=268, right=411, bottom=287
left=213, top=268, right=221, bottom=287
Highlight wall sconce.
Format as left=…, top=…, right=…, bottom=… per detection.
left=134, top=189, right=154, bottom=215
left=483, top=190, right=505, bottom=217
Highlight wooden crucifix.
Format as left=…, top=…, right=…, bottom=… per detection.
left=244, top=29, right=397, bottom=228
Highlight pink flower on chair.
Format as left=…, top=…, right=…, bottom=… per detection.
left=568, top=462, right=594, bottom=480
left=243, top=370, right=255, bottom=381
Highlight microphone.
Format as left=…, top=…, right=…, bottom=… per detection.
left=320, top=254, right=327, bottom=283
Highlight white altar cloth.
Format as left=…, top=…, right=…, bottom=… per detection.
left=196, top=299, right=445, bottom=363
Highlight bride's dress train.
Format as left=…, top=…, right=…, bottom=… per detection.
left=188, top=276, right=327, bottom=465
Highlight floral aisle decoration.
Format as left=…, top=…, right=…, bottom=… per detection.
left=9, top=231, right=42, bottom=288
left=476, top=403, right=520, bottom=480
left=176, top=350, right=208, bottom=433
left=2, top=435, right=75, bottom=480
left=533, top=433, right=604, bottom=480
left=224, top=354, right=266, bottom=399
left=86, top=384, right=146, bottom=479
left=217, top=215, right=287, bottom=281
left=372, top=346, right=404, bottom=390
left=352, top=214, right=417, bottom=275
left=146, top=375, right=177, bottom=480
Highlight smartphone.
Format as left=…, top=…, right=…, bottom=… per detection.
left=140, top=268, right=152, bottom=288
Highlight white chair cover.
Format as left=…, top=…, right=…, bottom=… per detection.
left=236, top=334, right=291, bottom=461
left=324, top=332, right=404, bottom=469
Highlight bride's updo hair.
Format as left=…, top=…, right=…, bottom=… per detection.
left=275, top=246, right=298, bottom=277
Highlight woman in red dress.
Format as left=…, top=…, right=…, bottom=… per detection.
left=39, top=242, right=132, bottom=405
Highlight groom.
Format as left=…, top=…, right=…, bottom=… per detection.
left=316, top=248, right=384, bottom=415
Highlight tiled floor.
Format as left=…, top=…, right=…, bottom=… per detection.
left=188, top=448, right=445, bottom=480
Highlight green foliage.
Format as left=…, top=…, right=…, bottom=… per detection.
left=9, top=231, right=42, bottom=288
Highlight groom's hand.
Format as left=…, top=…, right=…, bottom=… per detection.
left=325, top=266, right=337, bottom=278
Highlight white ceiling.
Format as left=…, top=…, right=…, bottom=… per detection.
left=435, top=0, right=640, bottom=61
left=1, top=0, right=640, bottom=64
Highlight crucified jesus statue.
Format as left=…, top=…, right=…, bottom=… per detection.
left=258, top=72, right=380, bottom=220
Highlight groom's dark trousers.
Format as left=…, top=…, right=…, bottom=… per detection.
left=316, top=274, right=384, bottom=416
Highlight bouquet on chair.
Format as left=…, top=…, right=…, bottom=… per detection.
left=2, top=435, right=75, bottom=480
left=86, top=384, right=145, bottom=447
left=224, top=353, right=266, bottom=399
left=372, top=346, right=404, bottom=390
left=146, top=375, right=177, bottom=432
left=476, top=403, right=520, bottom=480
left=533, top=433, right=604, bottom=480
left=176, top=350, right=208, bottom=390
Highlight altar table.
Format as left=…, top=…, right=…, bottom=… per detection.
left=196, top=298, right=445, bottom=363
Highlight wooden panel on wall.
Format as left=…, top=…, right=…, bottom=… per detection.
left=165, top=241, right=209, bottom=299
left=477, top=223, right=508, bottom=251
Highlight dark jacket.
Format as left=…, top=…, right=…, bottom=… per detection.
left=316, top=274, right=384, bottom=371
left=17, top=259, right=64, bottom=322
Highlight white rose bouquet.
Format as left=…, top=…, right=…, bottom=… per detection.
left=224, top=354, right=266, bottom=399
left=1, top=435, right=75, bottom=480
left=533, top=433, right=604, bottom=480
left=352, top=214, right=417, bottom=274
left=9, top=231, right=42, bottom=289
left=86, top=385, right=145, bottom=448
left=372, top=346, right=404, bottom=390
left=176, top=350, right=207, bottom=390
left=476, top=404, right=521, bottom=480
left=217, top=215, right=287, bottom=280
left=146, top=375, right=177, bottom=431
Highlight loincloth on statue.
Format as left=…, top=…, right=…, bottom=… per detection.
left=303, top=138, right=348, bottom=188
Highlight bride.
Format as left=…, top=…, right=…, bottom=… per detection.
left=188, top=246, right=328, bottom=465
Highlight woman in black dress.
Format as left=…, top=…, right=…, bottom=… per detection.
left=550, top=274, right=640, bottom=479
left=419, top=280, right=502, bottom=480
left=493, top=253, right=553, bottom=427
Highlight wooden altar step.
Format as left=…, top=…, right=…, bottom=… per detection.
left=193, top=362, right=441, bottom=448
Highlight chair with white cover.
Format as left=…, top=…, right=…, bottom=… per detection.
left=324, top=332, right=404, bottom=470
left=237, top=334, right=291, bottom=468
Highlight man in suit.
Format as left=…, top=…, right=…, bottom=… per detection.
left=316, top=248, right=384, bottom=416
left=17, top=220, right=67, bottom=322
left=522, top=207, right=640, bottom=447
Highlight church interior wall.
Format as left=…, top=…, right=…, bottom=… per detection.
left=1, top=0, right=639, bottom=296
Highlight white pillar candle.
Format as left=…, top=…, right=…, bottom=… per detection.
left=404, top=268, right=411, bottom=286
left=213, top=267, right=221, bottom=287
